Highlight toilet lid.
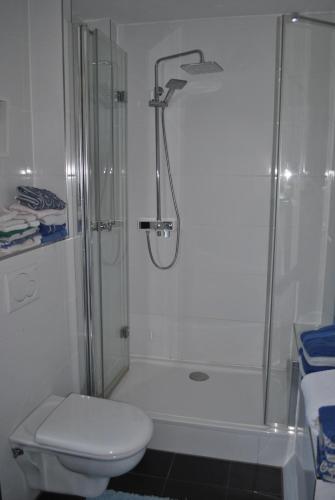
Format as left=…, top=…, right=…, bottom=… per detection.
left=35, top=393, right=153, bottom=460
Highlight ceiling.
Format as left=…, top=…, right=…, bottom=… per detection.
left=72, top=0, right=335, bottom=24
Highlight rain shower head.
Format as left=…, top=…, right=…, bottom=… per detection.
left=163, top=79, right=187, bottom=105
left=181, top=61, right=223, bottom=74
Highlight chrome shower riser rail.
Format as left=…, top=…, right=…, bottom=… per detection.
left=153, top=49, right=204, bottom=223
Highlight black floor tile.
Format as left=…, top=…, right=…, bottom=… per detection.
left=132, top=449, right=174, bottom=478
left=254, top=495, right=284, bottom=500
left=228, top=462, right=257, bottom=492
left=225, top=489, right=254, bottom=500
left=169, top=453, right=230, bottom=487
left=38, top=494, right=82, bottom=500
left=254, top=465, right=282, bottom=497
left=108, top=472, right=165, bottom=496
left=163, top=479, right=227, bottom=499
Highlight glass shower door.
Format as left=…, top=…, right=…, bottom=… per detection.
left=265, top=15, right=335, bottom=426
left=77, top=26, right=129, bottom=397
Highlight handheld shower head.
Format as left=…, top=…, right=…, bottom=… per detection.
left=166, top=78, right=188, bottom=90
left=181, top=61, right=223, bottom=74
left=163, top=78, right=187, bottom=105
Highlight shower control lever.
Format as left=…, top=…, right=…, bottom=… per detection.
left=138, top=220, right=174, bottom=238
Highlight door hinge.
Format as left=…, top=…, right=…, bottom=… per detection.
left=115, top=90, right=127, bottom=103
left=120, top=326, right=130, bottom=338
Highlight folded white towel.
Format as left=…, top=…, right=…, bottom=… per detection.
left=10, top=203, right=66, bottom=218
left=16, top=213, right=38, bottom=223
left=301, top=370, right=335, bottom=435
left=40, top=214, right=66, bottom=225
left=0, top=222, right=29, bottom=232
left=0, top=235, right=41, bottom=256
left=315, top=480, right=335, bottom=499
left=302, top=344, right=335, bottom=367
left=0, top=207, right=18, bottom=222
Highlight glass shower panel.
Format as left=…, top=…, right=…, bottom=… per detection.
left=96, top=32, right=129, bottom=397
left=77, top=26, right=129, bottom=397
left=266, top=16, right=335, bottom=426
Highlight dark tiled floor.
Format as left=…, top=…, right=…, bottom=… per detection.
left=39, top=449, right=283, bottom=500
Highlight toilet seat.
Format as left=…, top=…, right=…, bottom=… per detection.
left=34, top=393, right=153, bottom=460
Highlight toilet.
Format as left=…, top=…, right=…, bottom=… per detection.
left=9, top=393, right=153, bottom=497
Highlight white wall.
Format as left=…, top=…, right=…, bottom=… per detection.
left=0, top=0, right=34, bottom=206
left=0, top=1, right=79, bottom=499
left=119, top=15, right=276, bottom=368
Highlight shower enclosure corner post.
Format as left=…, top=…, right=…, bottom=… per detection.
left=263, top=15, right=284, bottom=426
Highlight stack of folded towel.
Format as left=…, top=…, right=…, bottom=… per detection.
left=0, top=186, right=68, bottom=257
left=12, top=186, right=67, bottom=245
left=298, top=325, right=335, bottom=376
left=0, top=208, right=41, bottom=256
left=317, top=406, right=335, bottom=482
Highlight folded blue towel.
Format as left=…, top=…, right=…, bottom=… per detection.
left=301, top=327, right=335, bottom=358
left=41, top=227, right=67, bottom=245
left=39, top=223, right=66, bottom=236
left=17, top=186, right=66, bottom=210
left=301, top=325, right=335, bottom=343
left=317, top=437, right=335, bottom=482
left=298, top=348, right=334, bottom=375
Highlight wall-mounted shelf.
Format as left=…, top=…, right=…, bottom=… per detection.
left=0, top=236, right=69, bottom=262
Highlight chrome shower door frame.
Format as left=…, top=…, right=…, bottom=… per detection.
left=73, top=24, right=129, bottom=398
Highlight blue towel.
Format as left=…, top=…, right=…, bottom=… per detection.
left=317, top=437, right=335, bottom=482
left=298, top=348, right=334, bottom=375
left=41, top=227, right=67, bottom=245
left=39, top=223, right=66, bottom=236
left=17, top=186, right=66, bottom=210
left=301, top=327, right=335, bottom=358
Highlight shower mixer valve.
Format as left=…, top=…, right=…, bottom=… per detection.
left=138, top=219, right=174, bottom=238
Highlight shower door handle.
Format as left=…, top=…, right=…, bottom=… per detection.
left=91, top=220, right=115, bottom=232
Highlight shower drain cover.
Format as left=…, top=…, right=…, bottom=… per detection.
left=189, top=371, right=209, bottom=381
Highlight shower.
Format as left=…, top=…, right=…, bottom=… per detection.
left=140, top=49, right=223, bottom=269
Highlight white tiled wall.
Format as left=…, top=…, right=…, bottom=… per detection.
left=0, top=1, right=79, bottom=499
left=28, top=0, right=68, bottom=202
left=0, top=0, right=34, bottom=206
left=119, top=15, right=277, bottom=368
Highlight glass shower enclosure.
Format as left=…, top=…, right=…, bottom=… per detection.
left=73, top=25, right=129, bottom=397
left=265, top=14, right=335, bottom=427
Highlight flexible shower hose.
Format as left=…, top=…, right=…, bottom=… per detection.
left=146, top=107, right=181, bottom=270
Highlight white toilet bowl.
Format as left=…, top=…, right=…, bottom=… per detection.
left=10, top=393, right=153, bottom=497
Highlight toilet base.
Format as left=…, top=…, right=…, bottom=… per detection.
left=16, top=448, right=109, bottom=497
